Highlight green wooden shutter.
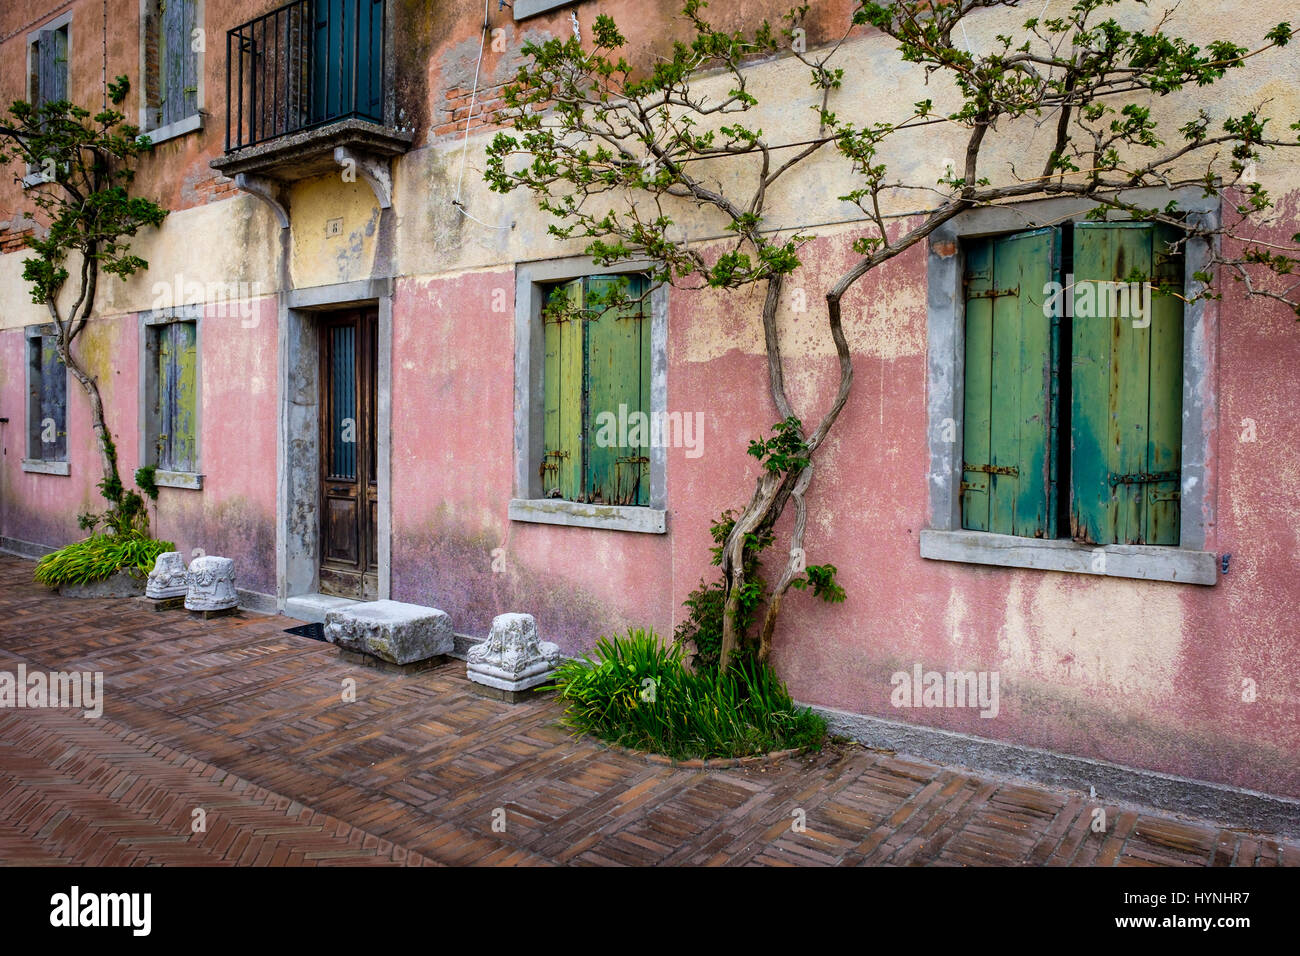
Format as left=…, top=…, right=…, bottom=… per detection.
left=173, top=321, right=198, bottom=473
left=156, top=322, right=198, bottom=473
left=542, top=280, right=583, bottom=500
left=585, top=274, right=649, bottom=506
left=39, top=334, right=67, bottom=462
left=1070, top=223, right=1183, bottom=545
left=961, top=227, right=1061, bottom=537
left=156, top=324, right=173, bottom=469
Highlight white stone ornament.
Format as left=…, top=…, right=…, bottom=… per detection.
left=324, top=600, right=453, bottom=665
left=145, top=551, right=189, bottom=599
left=467, top=613, right=563, bottom=693
left=184, top=556, right=238, bottom=611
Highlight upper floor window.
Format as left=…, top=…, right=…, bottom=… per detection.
left=224, top=0, right=385, bottom=151
left=143, top=0, right=201, bottom=136
left=29, top=20, right=69, bottom=108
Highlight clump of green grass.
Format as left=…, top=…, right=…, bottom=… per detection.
left=34, top=532, right=175, bottom=587
left=549, top=627, right=826, bottom=761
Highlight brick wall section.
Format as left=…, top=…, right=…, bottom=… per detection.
left=431, top=79, right=517, bottom=139
left=192, top=174, right=239, bottom=204
left=0, top=226, right=33, bottom=254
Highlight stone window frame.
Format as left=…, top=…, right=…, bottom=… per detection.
left=137, top=0, right=206, bottom=145
left=21, top=324, right=70, bottom=477
left=920, top=186, right=1219, bottom=586
left=138, top=306, right=204, bottom=490
left=511, top=255, right=668, bottom=534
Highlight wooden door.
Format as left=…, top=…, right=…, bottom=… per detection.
left=319, top=309, right=378, bottom=599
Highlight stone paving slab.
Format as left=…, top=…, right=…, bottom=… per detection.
left=0, top=553, right=1296, bottom=867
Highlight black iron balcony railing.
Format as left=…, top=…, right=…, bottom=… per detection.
left=224, top=0, right=386, bottom=152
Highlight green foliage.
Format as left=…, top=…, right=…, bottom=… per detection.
left=484, top=2, right=805, bottom=290
left=0, top=77, right=169, bottom=519
left=34, top=531, right=175, bottom=587
left=675, top=508, right=772, bottom=669
left=0, top=76, right=167, bottom=305
left=747, top=415, right=811, bottom=475
left=791, top=563, right=846, bottom=603
left=550, top=628, right=827, bottom=760
left=134, top=465, right=160, bottom=501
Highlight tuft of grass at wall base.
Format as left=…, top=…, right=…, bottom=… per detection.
left=549, top=628, right=827, bottom=761
left=34, top=533, right=175, bottom=587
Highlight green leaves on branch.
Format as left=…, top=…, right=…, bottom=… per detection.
left=0, top=76, right=167, bottom=307
left=747, top=415, right=811, bottom=475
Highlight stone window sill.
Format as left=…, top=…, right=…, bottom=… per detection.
left=141, top=113, right=203, bottom=147
left=21, top=459, right=69, bottom=476
left=919, top=529, right=1217, bottom=585
left=155, top=470, right=203, bottom=491
left=509, top=498, right=666, bottom=534
left=514, top=0, right=573, bottom=19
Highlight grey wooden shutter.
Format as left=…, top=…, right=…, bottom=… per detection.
left=36, top=30, right=59, bottom=106
left=39, top=334, right=68, bottom=462
left=161, top=1, right=188, bottom=126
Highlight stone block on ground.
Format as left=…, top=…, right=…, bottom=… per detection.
left=324, top=600, right=453, bottom=666
left=59, top=570, right=145, bottom=599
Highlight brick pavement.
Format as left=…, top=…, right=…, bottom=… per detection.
left=0, top=553, right=1295, bottom=867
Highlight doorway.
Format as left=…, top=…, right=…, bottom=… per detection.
left=318, top=308, right=378, bottom=599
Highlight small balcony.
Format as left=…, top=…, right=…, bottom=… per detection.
left=211, top=0, right=411, bottom=193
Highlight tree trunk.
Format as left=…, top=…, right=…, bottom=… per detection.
left=61, top=344, right=117, bottom=491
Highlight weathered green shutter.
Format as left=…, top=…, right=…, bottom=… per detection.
left=585, top=274, right=649, bottom=506
left=1070, top=223, right=1182, bottom=545
left=39, top=334, right=67, bottom=461
left=542, top=280, right=583, bottom=500
left=961, top=227, right=1060, bottom=537
left=157, top=322, right=198, bottom=473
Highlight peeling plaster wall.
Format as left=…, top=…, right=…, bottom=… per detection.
left=0, top=299, right=278, bottom=596
left=1, top=0, right=1299, bottom=799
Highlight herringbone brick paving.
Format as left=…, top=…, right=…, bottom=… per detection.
left=0, top=553, right=1296, bottom=866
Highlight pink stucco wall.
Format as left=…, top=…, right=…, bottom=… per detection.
left=0, top=299, right=278, bottom=596
left=381, top=215, right=1300, bottom=799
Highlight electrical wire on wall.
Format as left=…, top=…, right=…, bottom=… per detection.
left=451, top=0, right=512, bottom=230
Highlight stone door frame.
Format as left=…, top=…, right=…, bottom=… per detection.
left=276, top=278, right=393, bottom=607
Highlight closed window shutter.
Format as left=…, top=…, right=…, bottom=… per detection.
left=160, top=0, right=199, bottom=127
left=542, top=279, right=583, bottom=500
left=172, top=321, right=199, bottom=473
left=156, top=322, right=198, bottom=473
left=961, top=227, right=1061, bottom=537
left=36, top=28, right=68, bottom=106
left=1070, top=223, right=1183, bottom=545
left=156, top=324, right=174, bottom=470
left=39, top=334, right=67, bottom=462
left=359, top=0, right=384, bottom=120
left=584, top=274, right=649, bottom=506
